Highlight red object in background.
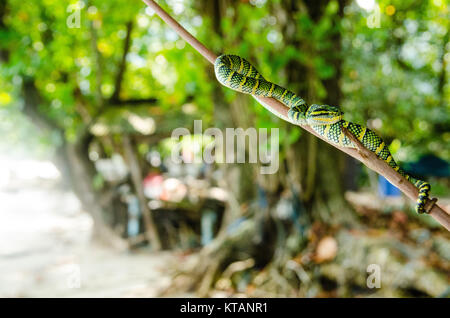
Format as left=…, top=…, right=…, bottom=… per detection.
left=143, top=172, right=164, bottom=199
left=143, top=173, right=187, bottom=202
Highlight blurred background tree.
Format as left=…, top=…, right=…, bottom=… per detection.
left=0, top=0, right=448, bottom=297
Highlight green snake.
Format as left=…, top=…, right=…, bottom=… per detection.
left=214, top=54, right=431, bottom=214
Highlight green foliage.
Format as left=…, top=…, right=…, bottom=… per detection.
left=0, top=0, right=448, bottom=166
left=341, top=0, right=449, bottom=161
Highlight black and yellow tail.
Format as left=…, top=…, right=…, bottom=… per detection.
left=308, top=121, right=431, bottom=214
left=362, top=128, right=431, bottom=214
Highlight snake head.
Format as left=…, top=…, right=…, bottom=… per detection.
left=305, top=104, right=344, bottom=125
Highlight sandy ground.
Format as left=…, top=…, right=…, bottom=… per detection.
left=0, top=178, right=176, bottom=298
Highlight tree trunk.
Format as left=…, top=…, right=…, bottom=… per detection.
left=21, top=78, right=127, bottom=249
left=64, top=138, right=127, bottom=249
left=280, top=0, right=355, bottom=225
left=201, top=0, right=258, bottom=230
left=122, top=134, right=162, bottom=250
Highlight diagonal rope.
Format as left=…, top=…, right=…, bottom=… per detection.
left=141, top=0, right=450, bottom=231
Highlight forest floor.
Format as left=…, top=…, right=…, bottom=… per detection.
left=0, top=164, right=186, bottom=298
left=1, top=159, right=448, bottom=298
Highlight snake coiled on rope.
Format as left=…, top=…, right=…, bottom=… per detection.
left=214, top=54, right=431, bottom=214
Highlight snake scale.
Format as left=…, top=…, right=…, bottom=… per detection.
left=214, top=54, right=431, bottom=214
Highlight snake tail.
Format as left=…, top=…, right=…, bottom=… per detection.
left=310, top=120, right=431, bottom=214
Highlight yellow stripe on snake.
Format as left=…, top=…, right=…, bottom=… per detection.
left=214, top=54, right=431, bottom=214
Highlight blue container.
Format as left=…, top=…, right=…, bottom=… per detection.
left=378, top=175, right=401, bottom=197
